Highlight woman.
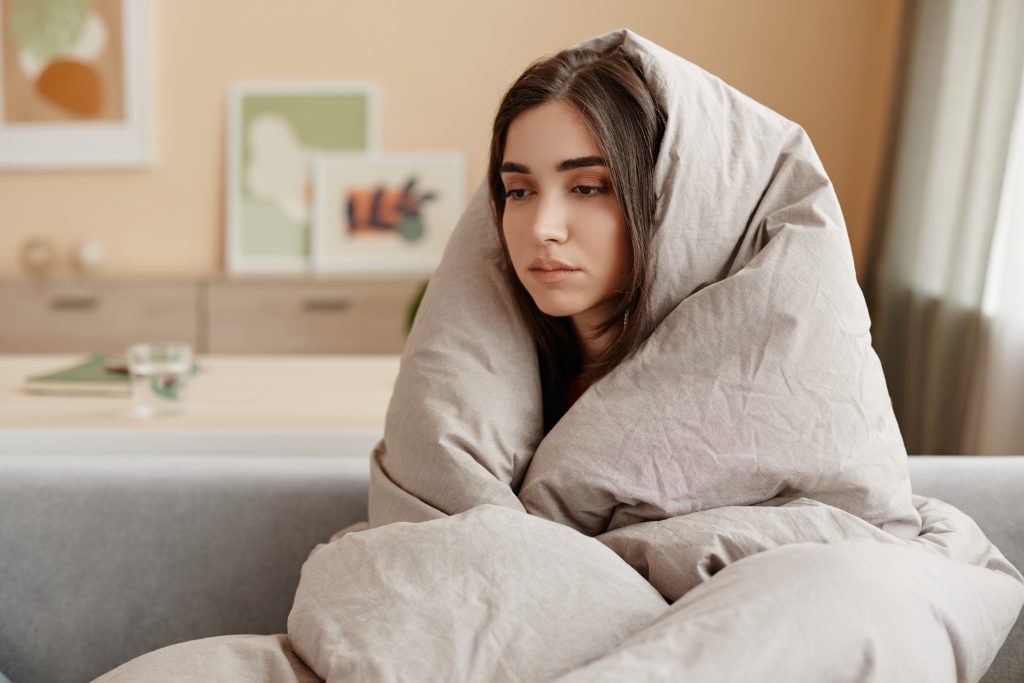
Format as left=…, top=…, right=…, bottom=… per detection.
left=98, top=30, right=1022, bottom=683
left=488, top=46, right=664, bottom=430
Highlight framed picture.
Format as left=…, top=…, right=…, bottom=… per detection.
left=311, top=151, right=465, bottom=274
left=226, top=81, right=379, bottom=274
left=0, top=0, right=152, bottom=169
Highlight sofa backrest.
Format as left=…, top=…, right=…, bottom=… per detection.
left=0, top=454, right=1019, bottom=683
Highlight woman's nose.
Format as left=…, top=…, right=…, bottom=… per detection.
left=529, top=195, right=568, bottom=244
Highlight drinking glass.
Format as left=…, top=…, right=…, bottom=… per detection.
left=126, top=342, right=193, bottom=418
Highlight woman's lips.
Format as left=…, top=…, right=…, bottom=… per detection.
left=528, top=258, right=580, bottom=284
left=530, top=268, right=579, bottom=284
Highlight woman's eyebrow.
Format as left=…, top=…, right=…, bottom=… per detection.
left=500, top=156, right=608, bottom=174
left=557, top=156, right=607, bottom=172
left=500, top=161, right=530, bottom=174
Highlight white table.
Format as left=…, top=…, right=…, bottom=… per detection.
left=0, top=354, right=400, bottom=455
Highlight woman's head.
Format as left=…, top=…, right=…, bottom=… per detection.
left=499, top=100, right=629, bottom=328
left=487, top=46, right=664, bottom=419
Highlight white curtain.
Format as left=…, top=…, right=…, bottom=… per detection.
left=870, top=0, right=1024, bottom=454
left=965, top=71, right=1024, bottom=454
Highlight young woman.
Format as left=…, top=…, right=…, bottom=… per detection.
left=95, top=30, right=1020, bottom=683
left=488, top=47, right=664, bottom=430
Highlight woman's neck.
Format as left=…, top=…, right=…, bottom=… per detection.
left=572, top=310, right=619, bottom=368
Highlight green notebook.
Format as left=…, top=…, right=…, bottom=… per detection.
left=23, top=354, right=131, bottom=397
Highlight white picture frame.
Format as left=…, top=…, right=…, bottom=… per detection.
left=0, top=0, right=153, bottom=169
left=311, top=151, right=465, bottom=274
left=225, top=81, right=380, bottom=275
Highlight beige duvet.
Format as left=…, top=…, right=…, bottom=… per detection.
left=96, top=30, right=1024, bottom=683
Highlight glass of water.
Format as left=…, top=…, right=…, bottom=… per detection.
left=126, top=342, right=193, bottom=418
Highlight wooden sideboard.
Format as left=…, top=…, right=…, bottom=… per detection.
left=0, top=276, right=426, bottom=354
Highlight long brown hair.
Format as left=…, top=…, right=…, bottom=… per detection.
left=488, top=46, right=665, bottom=430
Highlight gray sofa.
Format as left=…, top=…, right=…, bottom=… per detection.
left=0, top=452, right=1021, bottom=683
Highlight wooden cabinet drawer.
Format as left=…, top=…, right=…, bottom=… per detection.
left=0, top=281, right=200, bottom=353
left=205, top=278, right=424, bottom=354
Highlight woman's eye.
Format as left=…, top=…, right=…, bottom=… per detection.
left=573, top=184, right=606, bottom=197
left=505, top=188, right=530, bottom=201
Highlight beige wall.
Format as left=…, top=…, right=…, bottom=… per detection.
left=0, top=0, right=903, bottom=281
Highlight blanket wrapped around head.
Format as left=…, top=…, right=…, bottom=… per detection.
left=369, top=27, right=919, bottom=536
left=285, top=29, right=1024, bottom=683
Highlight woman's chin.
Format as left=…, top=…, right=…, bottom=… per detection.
left=530, top=297, right=582, bottom=319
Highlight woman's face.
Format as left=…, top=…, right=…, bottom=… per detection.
left=500, top=101, right=629, bottom=333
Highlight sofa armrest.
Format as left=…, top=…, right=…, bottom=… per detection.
left=908, top=456, right=1024, bottom=683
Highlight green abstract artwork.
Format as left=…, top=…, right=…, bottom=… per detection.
left=228, top=83, right=377, bottom=271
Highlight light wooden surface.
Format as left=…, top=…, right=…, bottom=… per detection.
left=0, top=354, right=400, bottom=432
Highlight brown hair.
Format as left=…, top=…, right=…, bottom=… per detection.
left=487, top=46, right=665, bottom=430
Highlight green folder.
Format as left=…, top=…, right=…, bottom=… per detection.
left=23, top=354, right=131, bottom=397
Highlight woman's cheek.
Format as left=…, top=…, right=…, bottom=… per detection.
left=504, top=226, right=530, bottom=281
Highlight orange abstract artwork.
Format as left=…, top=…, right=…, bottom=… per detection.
left=2, top=0, right=124, bottom=123
left=345, top=177, right=436, bottom=242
